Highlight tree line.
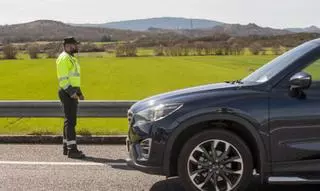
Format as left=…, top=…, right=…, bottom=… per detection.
left=0, top=41, right=287, bottom=60
left=0, top=42, right=107, bottom=59
left=1, top=32, right=318, bottom=59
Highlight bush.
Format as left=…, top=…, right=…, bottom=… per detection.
left=272, top=45, right=282, bottom=55
left=203, top=43, right=213, bottom=56
left=165, top=44, right=184, bottom=56
left=43, top=43, right=61, bottom=58
left=194, top=42, right=204, bottom=56
left=115, top=43, right=137, bottom=57
left=115, top=44, right=125, bottom=57
left=43, top=43, right=62, bottom=51
left=126, top=44, right=137, bottom=57
left=222, top=42, right=232, bottom=55
left=3, top=45, right=17, bottom=59
left=212, top=42, right=224, bottom=55
left=80, top=43, right=105, bottom=52
left=231, top=43, right=243, bottom=55
left=46, top=49, right=59, bottom=58
left=27, top=44, right=40, bottom=59
left=154, top=45, right=165, bottom=56
left=101, top=35, right=112, bottom=42
left=249, top=42, right=263, bottom=55
left=214, top=48, right=224, bottom=56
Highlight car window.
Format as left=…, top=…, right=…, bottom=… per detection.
left=242, top=41, right=318, bottom=83
left=303, top=59, right=320, bottom=81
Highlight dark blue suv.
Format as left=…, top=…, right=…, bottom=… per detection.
left=126, top=38, right=320, bottom=191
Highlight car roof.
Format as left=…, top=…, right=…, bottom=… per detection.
left=309, top=38, right=320, bottom=45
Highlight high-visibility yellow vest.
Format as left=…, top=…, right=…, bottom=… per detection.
left=56, top=52, right=81, bottom=90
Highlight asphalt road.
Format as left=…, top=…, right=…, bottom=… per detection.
left=0, top=144, right=320, bottom=191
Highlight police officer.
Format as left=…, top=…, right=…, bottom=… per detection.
left=57, top=37, right=85, bottom=159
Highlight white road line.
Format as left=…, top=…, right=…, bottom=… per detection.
left=0, top=161, right=127, bottom=166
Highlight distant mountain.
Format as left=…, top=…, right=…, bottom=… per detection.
left=156, top=23, right=292, bottom=37
left=74, top=17, right=225, bottom=31
left=286, top=26, right=320, bottom=33
left=73, top=17, right=292, bottom=36
left=0, top=20, right=145, bottom=42
left=208, top=23, right=292, bottom=36
left=0, top=19, right=318, bottom=44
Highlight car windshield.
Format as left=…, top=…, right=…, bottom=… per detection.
left=242, top=41, right=318, bottom=83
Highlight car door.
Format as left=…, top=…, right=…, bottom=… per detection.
left=269, top=48, right=320, bottom=173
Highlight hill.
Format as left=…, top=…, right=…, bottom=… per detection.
left=144, top=23, right=292, bottom=38
left=286, top=26, right=320, bottom=33
left=74, top=17, right=293, bottom=37
left=198, top=23, right=292, bottom=36
left=0, top=19, right=318, bottom=44
left=0, top=20, right=145, bottom=43
left=74, top=17, right=225, bottom=31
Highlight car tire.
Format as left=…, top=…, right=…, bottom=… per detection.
left=178, top=129, right=253, bottom=191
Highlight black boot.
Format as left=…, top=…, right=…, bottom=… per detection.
left=68, top=149, right=85, bottom=159
left=63, top=146, right=68, bottom=156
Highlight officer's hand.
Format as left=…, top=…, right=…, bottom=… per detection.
left=71, top=93, right=79, bottom=99
left=79, top=95, right=85, bottom=100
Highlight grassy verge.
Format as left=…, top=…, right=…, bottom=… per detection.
left=0, top=118, right=128, bottom=135
left=0, top=55, right=275, bottom=135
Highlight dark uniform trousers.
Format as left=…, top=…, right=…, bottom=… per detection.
left=59, top=89, right=78, bottom=150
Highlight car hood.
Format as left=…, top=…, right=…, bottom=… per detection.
left=130, top=83, right=240, bottom=112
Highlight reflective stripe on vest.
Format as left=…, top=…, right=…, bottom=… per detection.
left=59, top=76, right=69, bottom=81
left=70, top=72, right=80, bottom=77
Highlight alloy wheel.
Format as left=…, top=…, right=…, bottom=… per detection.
left=187, top=139, right=244, bottom=191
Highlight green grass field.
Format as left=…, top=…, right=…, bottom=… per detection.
left=0, top=55, right=275, bottom=135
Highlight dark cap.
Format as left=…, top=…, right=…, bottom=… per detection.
left=63, top=37, right=80, bottom=45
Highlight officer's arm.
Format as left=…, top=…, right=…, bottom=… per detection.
left=57, top=57, right=77, bottom=97
left=76, top=88, right=83, bottom=96
left=77, top=88, right=84, bottom=100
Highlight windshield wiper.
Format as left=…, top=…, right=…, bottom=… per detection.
left=225, top=79, right=244, bottom=84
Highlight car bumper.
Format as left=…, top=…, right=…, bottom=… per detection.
left=126, top=158, right=163, bottom=175
left=126, top=138, right=163, bottom=175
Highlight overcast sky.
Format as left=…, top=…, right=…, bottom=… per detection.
left=1, top=0, right=319, bottom=28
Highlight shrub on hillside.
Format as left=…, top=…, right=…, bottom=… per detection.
left=3, top=45, right=17, bottom=59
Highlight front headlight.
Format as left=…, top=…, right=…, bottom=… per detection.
left=135, top=103, right=183, bottom=123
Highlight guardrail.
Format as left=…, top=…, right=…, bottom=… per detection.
left=0, top=101, right=136, bottom=118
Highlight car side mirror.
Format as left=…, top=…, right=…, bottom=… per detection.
left=290, top=72, right=312, bottom=89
